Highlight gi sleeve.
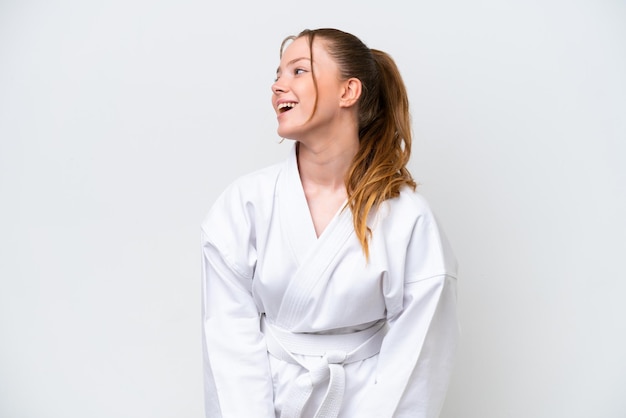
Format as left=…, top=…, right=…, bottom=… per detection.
left=356, top=204, right=459, bottom=417
left=201, top=186, right=275, bottom=418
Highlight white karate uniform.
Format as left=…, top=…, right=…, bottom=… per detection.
left=201, top=144, right=459, bottom=418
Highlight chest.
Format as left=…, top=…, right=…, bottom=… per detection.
left=252, top=213, right=390, bottom=330
left=303, top=187, right=347, bottom=238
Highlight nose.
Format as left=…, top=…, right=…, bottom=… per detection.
left=271, top=79, right=287, bottom=95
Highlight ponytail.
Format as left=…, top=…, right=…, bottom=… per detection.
left=345, top=48, right=415, bottom=259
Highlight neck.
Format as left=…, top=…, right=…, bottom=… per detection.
left=296, top=135, right=358, bottom=190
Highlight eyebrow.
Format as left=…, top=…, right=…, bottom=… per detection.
left=276, top=57, right=311, bottom=75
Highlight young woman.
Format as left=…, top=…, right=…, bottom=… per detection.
left=201, top=28, right=458, bottom=418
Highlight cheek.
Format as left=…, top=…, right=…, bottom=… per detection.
left=316, top=80, right=342, bottom=104
left=314, top=91, right=340, bottom=115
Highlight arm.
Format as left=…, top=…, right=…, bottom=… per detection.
left=368, top=274, right=459, bottom=417
left=201, top=213, right=275, bottom=417
left=357, top=201, right=460, bottom=417
left=355, top=274, right=458, bottom=417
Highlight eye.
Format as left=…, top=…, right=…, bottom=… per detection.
left=294, top=68, right=307, bottom=75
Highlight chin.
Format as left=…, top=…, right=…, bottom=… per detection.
left=276, top=128, right=299, bottom=141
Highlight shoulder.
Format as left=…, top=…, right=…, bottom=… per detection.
left=224, top=161, right=283, bottom=200
left=379, top=186, right=436, bottom=225
left=214, top=161, right=283, bottom=208
left=371, top=187, right=436, bottom=245
left=375, top=186, right=458, bottom=279
left=201, top=161, right=283, bottom=232
left=398, top=187, right=433, bottom=212
left=200, top=161, right=285, bottom=277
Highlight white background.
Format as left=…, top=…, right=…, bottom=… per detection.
left=1, top=1, right=625, bottom=417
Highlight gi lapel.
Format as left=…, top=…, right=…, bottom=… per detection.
left=275, top=200, right=354, bottom=330
left=275, top=144, right=355, bottom=330
left=279, top=144, right=318, bottom=263
left=275, top=208, right=354, bottom=329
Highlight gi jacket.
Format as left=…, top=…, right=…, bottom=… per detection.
left=201, top=144, right=459, bottom=418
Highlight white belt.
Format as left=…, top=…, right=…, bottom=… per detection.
left=261, top=315, right=387, bottom=418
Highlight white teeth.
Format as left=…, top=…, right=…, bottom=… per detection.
left=278, top=102, right=297, bottom=110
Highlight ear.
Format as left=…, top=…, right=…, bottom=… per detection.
left=339, top=78, right=362, bottom=108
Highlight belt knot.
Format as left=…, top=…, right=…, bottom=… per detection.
left=323, top=350, right=347, bottom=364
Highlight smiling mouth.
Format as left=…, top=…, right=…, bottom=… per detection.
left=278, top=102, right=297, bottom=113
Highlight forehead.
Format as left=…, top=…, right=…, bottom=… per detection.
left=280, top=37, right=310, bottom=62
left=279, top=36, right=331, bottom=66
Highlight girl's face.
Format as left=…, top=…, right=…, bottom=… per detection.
left=271, top=36, right=346, bottom=141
